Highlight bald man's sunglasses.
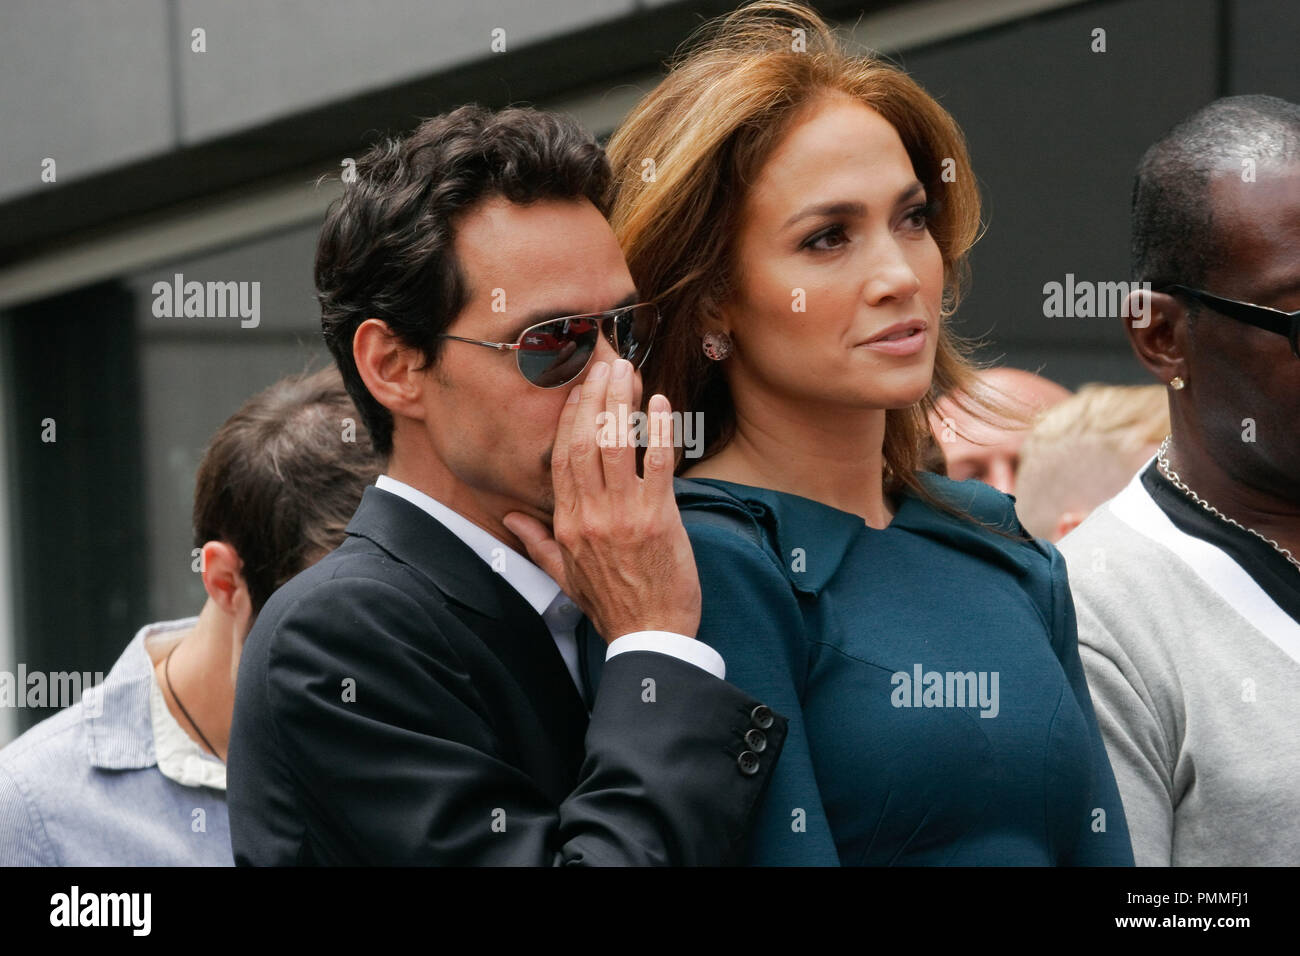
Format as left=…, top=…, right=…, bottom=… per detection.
left=437, top=303, right=661, bottom=388
left=1158, top=284, right=1300, bottom=358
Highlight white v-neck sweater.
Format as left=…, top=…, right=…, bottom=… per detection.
left=1058, top=465, right=1300, bottom=866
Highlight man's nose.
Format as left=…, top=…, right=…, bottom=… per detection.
left=590, top=335, right=620, bottom=367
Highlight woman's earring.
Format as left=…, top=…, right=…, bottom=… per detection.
left=1168, top=375, right=1186, bottom=390
left=702, top=331, right=733, bottom=361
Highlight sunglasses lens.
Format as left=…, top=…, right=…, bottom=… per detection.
left=516, top=318, right=599, bottom=387
left=613, top=304, right=659, bottom=368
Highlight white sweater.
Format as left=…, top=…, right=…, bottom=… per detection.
left=1058, top=464, right=1300, bottom=866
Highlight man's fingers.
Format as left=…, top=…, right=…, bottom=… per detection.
left=551, top=385, right=581, bottom=512
left=502, top=513, right=569, bottom=592
left=601, top=359, right=637, bottom=496
left=570, top=361, right=609, bottom=494
left=643, top=393, right=677, bottom=500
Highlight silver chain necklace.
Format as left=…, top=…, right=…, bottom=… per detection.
left=1155, top=435, right=1300, bottom=573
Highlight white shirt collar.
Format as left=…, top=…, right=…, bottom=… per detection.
left=374, top=474, right=568, bottom=620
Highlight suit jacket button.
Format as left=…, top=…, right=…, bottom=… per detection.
left=737, top=750, right=760, bottom=776
left=744, top=729, right=767, bottom=752
left=750, top=704, right=774, bottom=729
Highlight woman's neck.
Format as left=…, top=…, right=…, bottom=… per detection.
left=682, top=398, right=896, bottom=528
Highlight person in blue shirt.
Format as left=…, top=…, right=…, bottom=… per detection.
left=602, top=1, right=1133, bottom=865
left=0, top=367, right=381, bottom=865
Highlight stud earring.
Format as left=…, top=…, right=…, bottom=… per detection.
left=1168, top=376, right=1186, bottom=390
left=702, top=331, right=733, bottom=361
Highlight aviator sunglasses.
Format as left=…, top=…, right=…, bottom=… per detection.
left=437, top=302, right=662, bottom=388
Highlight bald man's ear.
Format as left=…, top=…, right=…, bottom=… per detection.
left=1054, top=510, right=1086, bottom=542
left=1123, top=289, right=1188, bottom=386
left=353, top=318, right=431, bottom=424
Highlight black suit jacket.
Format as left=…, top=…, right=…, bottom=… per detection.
left=227, top=486, right=787, bottom=865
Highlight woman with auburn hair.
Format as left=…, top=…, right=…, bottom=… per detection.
left=605, top=1, right=1133, bottom=865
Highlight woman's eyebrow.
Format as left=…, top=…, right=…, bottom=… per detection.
left=781, top=182, right=926, bottom=230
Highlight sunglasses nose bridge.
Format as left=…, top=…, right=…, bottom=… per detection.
left=597, top=315, right=621, bottom=354
left=592, top=329, right=621, bottom=364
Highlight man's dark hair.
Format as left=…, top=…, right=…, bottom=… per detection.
left=1131, top=94, right=1300, bottom=300
left=316, top=104, right=612, bottom=456
left=192, top=366, right=382, bottom=614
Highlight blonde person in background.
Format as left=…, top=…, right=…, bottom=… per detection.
left=1014, top=385, right=1169, bottom=542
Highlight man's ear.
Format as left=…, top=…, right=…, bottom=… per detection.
left=1124, top=289, right=1188, bottom=385
left=199, top=541, right=251, bottom=622
left=353, top=318, right=430, bottom=423
left=1054, top=510, right=1086, bottom=542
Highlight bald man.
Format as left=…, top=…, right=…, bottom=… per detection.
left=928, top=367, right=1072, bottom=494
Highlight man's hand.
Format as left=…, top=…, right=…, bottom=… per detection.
left=503, top=358, right=702, bottom=643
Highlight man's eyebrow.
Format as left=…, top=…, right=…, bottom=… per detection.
left=502, top=291, right=640, bottom=340
left=782, top=182, right=926, bottom=230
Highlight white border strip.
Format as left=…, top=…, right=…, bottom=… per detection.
left=1105, top=461, right=1300, bottom=665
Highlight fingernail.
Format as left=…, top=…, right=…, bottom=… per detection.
left=590, top=361, right=609, bottom=381
left=566, top=386, right=581, bottom=404
left=612, top=358, right=631, bottom=379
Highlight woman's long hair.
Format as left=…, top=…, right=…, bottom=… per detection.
left=607, top=0, right=1024, bottom=521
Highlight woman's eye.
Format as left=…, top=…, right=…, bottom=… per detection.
left=903, top=203, right=931, bottom=231
left=804, top=224, right=848, bottom=251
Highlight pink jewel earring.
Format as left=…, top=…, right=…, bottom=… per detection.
left=702, top=331, right=733, bottom=361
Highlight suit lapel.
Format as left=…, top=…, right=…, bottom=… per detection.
left=345, top=486, right=590, bottom=774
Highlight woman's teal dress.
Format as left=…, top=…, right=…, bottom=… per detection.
left=675, top=471, right=1134, bottom=866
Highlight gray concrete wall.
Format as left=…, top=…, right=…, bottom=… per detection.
left=898, top=0, right=1220, bottom=387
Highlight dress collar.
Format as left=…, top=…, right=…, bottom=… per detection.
left=676, top=471, right=1037, bottom=596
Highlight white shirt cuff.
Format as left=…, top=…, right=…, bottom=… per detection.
left=605, top=631, right=726, bottom=680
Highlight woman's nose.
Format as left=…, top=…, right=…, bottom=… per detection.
left=863, top=243, right=922, bottom=305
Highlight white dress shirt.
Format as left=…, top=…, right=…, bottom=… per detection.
left=373, top=476, right=725, bottom=696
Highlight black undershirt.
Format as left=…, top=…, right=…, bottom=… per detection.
left=1141, top=460, right=1300, bottom=625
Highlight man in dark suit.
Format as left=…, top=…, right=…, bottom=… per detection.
left=227, top=105, right=787, bottom=865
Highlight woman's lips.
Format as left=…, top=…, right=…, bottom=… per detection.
left=860, top=325, right=927, bottom=356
